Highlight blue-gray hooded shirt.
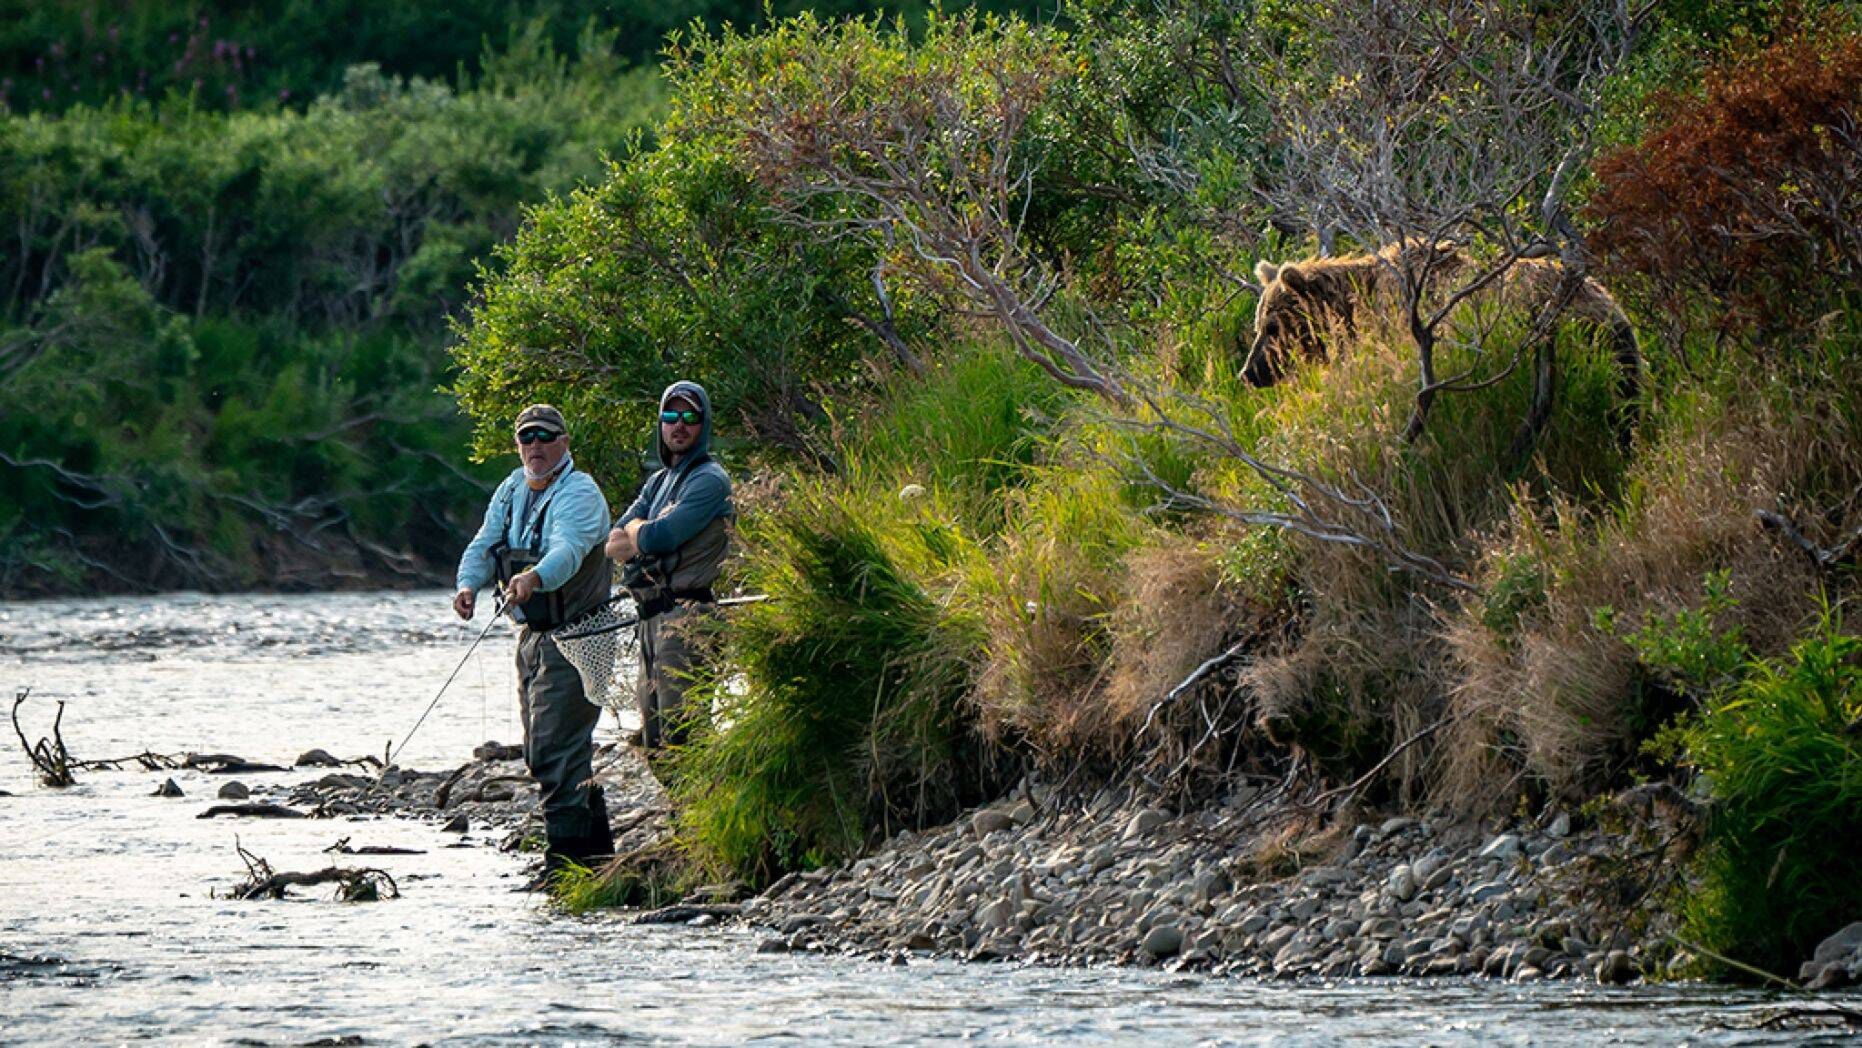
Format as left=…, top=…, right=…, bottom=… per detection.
left=614, top=381, right=733, bottom=554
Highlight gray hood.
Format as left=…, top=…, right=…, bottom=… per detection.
left=656, top=380, right=714, bottom=470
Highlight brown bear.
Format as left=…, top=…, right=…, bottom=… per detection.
left=1244, top=242, right=1640, bottom=413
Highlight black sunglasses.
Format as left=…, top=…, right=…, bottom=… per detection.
left=516, top=428, right=561, bottom=445
left=660, top=409, right=703, bottom=425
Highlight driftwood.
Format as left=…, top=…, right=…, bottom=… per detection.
left=183, top=753, right=287, bottom=774
left=197, top=803, right=309, bottom=819
left=71, top=750, right=185, bottom=772
left=632, top=903, right=741, bottom=925
left=432, top=763, right=473, bottom=809
left=323, top=836, right=425, bottom=856
left=11, top=688, right=74, bottom=787
left=1758, top=507, right=1862, bottom=573
left=226, top=841, right=398, bottom=902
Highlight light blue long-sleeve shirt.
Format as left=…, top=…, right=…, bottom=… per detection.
left=455, top=460, right=610, bottom=595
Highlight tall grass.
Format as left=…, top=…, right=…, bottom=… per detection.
left=1669, top=614, right=1862, bottom=977
left=1440, top=320, right=1862, bottom=810
left=671, top=347, right=1056, bottom=882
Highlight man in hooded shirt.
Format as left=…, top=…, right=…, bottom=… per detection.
left=606, top=381, right=734, bottom=750
left=454, top=404, right=615, bottom=883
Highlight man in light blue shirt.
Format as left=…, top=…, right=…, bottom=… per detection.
left=454, top=404, right=613, bottom=885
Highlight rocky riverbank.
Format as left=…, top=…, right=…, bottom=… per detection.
left=221, top=738, right=1862, bottom=991
left=742, top=780, right=1711, bottom=985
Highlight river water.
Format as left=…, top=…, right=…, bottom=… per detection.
left=1, top=590, right=1853, bottom=1045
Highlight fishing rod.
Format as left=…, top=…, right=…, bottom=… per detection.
left=381, top=590, right=509, bottom=771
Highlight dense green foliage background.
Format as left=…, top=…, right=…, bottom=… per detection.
left=0, top=2, right=1045, bottom=595
left=0, top=0, right=1050, bottom=112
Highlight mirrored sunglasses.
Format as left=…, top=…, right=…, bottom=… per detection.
left=660, top=409, right=703, bottom=425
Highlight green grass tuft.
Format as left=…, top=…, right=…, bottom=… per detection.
left=1669, top=611, right=1862, bottom=978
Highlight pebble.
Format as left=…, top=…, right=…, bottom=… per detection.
left=1141, top=924, right=1184, bottom=957
left=972, top=810, right=1014, bottom=838
left=1478, top=835, right=1523, bottom=861
left=1123, top=808, right=1169, bottom=840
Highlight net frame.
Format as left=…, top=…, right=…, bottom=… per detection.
left=551, top=596, right=639, bottom=712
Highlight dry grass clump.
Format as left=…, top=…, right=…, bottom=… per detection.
left=966, top=468, right=1145, bottom=766
left=1101, top=537, right=1237, bottom=726
left=1440, top=360, right=1859, bottom=810
left=1201, top=303, right=1631, bottom=801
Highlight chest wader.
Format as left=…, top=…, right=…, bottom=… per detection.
left=490, top=473, right=611, bottom=632
left=623, top=458, right=732, bottom=749
left=491, top=473, right=617, bottom=881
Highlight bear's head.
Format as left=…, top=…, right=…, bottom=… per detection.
left=1244, top=259, right=1338, bottom=386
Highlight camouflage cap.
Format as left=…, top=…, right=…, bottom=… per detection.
left=513, top=403, right=568, bottom=438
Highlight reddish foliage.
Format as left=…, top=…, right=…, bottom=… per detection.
left=1587, top=27, right=1862, bottom=337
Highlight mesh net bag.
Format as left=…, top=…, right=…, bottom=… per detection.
left=550, top=598, right=637, bottom=713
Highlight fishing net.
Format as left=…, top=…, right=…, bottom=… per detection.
left=550, top=597, right=638, bottom=713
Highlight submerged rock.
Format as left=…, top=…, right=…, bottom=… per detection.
left=217, top=781, right=250, bottom=800
left=153, top=778, right=183, bottom=798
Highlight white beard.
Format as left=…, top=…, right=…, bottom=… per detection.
left=524, top=452, right=573, bottom=484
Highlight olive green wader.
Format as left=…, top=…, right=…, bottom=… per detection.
left=513, top=539, right=616, bottom=868
left=632, top=515, right=730, bottom=749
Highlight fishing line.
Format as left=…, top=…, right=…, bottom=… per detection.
left=385, top=592, right=508, bottom=770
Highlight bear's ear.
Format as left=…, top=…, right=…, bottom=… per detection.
left=1277, top=264, right=1310, bottom=291
left=1254, top=260, right=1280, bottom=286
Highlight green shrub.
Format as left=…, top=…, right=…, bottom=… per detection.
left=671, top=488, right=996, bottom=883
left=1666, top=613, right=1862, bottom=977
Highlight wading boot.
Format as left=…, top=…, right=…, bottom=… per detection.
left=583, top=785, right=615, bottom=864
left=514, top=833, right=577, bottom=892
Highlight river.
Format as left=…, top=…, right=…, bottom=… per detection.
left=1, top=590, right=1849, bottom=1045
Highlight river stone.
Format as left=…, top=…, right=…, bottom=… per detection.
left=1007, top=799, right=1037, bottom=826
left=1546, top=810, right=1572, bottom=838
left=1141, top=923, right=1184, bottom=958
left=1595, top=949, right=1635, bottom=984
left=295, top=748, right=341, bottom=768
left=153, top=778, right=183, bottom=798
left=440, top=813, right=469, bottom=833
left=976, top=898, right=1015, bottom=932
left=972, top=809, right=1014, bottom=838
left=217, top=781, right=250, bottom=800
left=1412, top=852, right=1445, bottom=884
left=1124, top=808, right=1169, bottom=840
left=756, top=938, right=792, bottom=954
left=473, top=741, right=523, bottom=762
left=1379, top=817, right=1415, bottom=837
left=1479, top=834, right=1523, bottom=861
left=1809, top=921, right=1862, bottom=965
left=1386, top=865, right=1417, bottom=902
left=1469, top=880, right=1509, bottom=903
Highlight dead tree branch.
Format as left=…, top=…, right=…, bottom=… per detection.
left=1248, top=0, right=1651, bottom=443
left=226, top=840, right=399, bottom=901
left=11, top=688, right=74, bottom=788
left=1104, top=382, right=1479, bottom=593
